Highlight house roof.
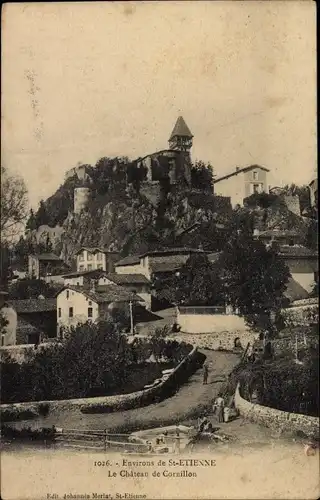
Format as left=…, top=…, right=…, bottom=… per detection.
left=214, top=164, right=270, bottom=183
left=8, top=298, right=57, bottom=313
left=169, top=116, right=193, bottom=140
left=105, top=273, right=150, bottom=285
left=62, top=269, right=108, bottom=279
left=115, top=255, right=141, bottom=266
left=31, top=253, right=62, bottom=261
left=59, top=285, right=143, bottom=304
left=284, top=277, right=310, bottom=302
left=75, top=247, right=119, bottom=255
left=140, top=247, right=206, bottom=258
left=278, top=245, right=318, bottom=258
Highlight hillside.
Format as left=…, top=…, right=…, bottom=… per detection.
left=26, top=157, right=314, bottom=266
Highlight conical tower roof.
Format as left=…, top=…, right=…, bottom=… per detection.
left=169, top=116, right=193, bottom=140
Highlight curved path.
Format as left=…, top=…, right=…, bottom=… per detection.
left=10, top=349, right=239, bottom=433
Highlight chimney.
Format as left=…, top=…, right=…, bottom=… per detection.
left=90, top=279, right=96, bottom=293
left=236, top=167, right=240, bottom=172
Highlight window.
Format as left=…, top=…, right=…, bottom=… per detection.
left=253, top=171, right=258, bottom=180
left=87, top=264, right=92, bottom=271
left=79, top=265, right=84, bottom=271
left=66, top=290, right=69, bottom=299
left=87, top=252, right=93, bottom=261
left=88, top=307, right=93, bottom=318
left=97, top=264, right=103, bottom=270
left=253, top=184, right=260, bottom=194
left=79, top=252, right=84, bottom=262
left=289, top=239, right=294, bottom=246
left=76, top=281, right=80, bottom=286
left=88, top=301, right=92, bottom=305
left=69, top=307, right=73, bottom=318
left=96, top=252, right=103, bottom=261
left=1, top=334, right=4, bottom=347
left=58, top=308, right=61, bottom=318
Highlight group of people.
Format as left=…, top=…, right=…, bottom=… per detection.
left=212, top=396, right=230, bottom=423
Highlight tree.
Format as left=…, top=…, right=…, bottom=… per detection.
left=1, top=166, right=28, bottom=240
left=34, top=200, right=50, bottom=228
left=155, top=253, right=225, bottom=306
left=127, top=161, right=148, bottom=192
left=9, top=279, right=57, bottom=300
left=0, top=243, right=11, bottom=290
left=219, top=232, right=291, bottom=333
left=191, top=161, right=214, bottom=192
left=25, top=209, right=37, bottom=231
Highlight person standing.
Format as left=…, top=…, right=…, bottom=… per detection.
left=216, top=396, right=225, bottom=423
left=203, top=364, right=209, bottom=385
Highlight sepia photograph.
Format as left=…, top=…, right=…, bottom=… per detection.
left=1, top=1, right=319, bottom=499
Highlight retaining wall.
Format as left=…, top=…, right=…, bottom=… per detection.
left=281, top=303, right=319, bottom=326
left=177, top=311, right=249, bottom=334
left=1, top=345, right=204, bottom=421
left=167, top=331, right=259, bottom=351
left=234, top=383, right=319, bottom=438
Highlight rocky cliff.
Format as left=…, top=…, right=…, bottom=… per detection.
left=60, top=185, right=231, bottom=265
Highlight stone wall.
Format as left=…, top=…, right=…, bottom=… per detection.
left=177, top=311, right=250, bottom=334
left=281, top=303, right=318, bottom=326
left=167, top=331, right=259, bottom=351
left=234, top=383, right=319, bottom=438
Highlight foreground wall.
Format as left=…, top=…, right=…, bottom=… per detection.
left=234, top=383, right=319, bottom=438
left=177, top=311, right=250, bottom=334
left=168, top=331, right=259, bottom=351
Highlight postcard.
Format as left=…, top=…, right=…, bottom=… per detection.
left=1, top=1, right=319, bottom=499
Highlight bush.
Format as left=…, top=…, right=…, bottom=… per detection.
left=0, top=407, right=38, bottom=422
left=1, top=425, right=55, bottom=441
left=38, top=403, right=50, bottom=417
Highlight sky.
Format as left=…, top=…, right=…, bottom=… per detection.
left=2, top=1, right=317, bottom=209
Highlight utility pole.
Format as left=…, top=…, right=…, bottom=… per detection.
left=129, top=300, right=134, bottom=335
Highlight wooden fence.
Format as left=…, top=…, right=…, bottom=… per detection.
left=54, top=428, right=151, bottom=452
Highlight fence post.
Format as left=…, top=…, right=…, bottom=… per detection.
left=104, top=429, right=109, bottom=451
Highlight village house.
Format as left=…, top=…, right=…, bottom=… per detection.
left=278, top=245, right=318, bottom=293
left=28, top=253, right=68, bottom=281
left=62, top=269, right=151, bottom=309
left=4, top=298, right=57, bottom=345
left=254, top=230, right=318, bottom=295
left=56, top=284, right=143, bottom=335
left=76, top=247, right=120, bottom=273
left=254, top=229, right=303, bottom=247
left=214, top=164, right=270, bottom=207
left=115, top=247, right=209, bottom=281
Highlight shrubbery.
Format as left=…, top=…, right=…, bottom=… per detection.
left=0, top=322, right=192, bottom=404
left=238, top=346, right=319, bottom=416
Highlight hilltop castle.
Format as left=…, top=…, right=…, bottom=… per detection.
left=136, top=115, right=193, bottom=186
left=72, top=116, right=194, bottom=212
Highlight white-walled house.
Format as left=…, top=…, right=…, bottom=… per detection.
left=214, top=164, right=270, bottom=207
left=56, top=284, right=143, bottom=335
left=76, top=247, right=120, bottom=273
left=62, top=269, right=152, bottom=309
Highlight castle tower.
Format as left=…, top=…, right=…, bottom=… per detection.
left=168, top=116, right=193, bottom=153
